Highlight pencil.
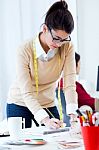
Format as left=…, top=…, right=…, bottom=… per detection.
left=46, top=108, right=65, bottom=128
left=46, top=108, right=55, bottom=118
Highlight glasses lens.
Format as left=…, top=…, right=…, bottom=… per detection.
left=49, top=27, right=71, bottom=43
left=53, top=39, right=61, bottom=43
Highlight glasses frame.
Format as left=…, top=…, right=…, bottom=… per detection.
left=48, top=27, right=71, bottom=44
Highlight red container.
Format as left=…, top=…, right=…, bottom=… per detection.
left=81, top=126, right=99, bottom=150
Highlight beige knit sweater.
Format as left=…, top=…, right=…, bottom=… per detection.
left=7, top=38, right=78, bottom=123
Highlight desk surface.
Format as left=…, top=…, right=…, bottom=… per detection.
left=0, top=127, right=85, bottom=150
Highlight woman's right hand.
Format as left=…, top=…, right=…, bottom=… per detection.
left=41, top=117, right=63, bottom=129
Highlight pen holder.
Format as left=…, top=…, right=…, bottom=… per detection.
left=81, top=126, right=99, bottom=150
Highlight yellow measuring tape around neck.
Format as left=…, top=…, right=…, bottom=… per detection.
left=33, top=38, right=63, bottom=121
left=58, top=55, right=63, bottom=121
left=33, top=40, right=38, bottom=95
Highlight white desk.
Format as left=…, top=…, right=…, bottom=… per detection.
left=0, top=127, right=85, bottom=150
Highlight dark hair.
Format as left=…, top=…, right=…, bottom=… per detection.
left=45, top=0, right=74, bottom=34
left=75, top=52, right=80, bottom=67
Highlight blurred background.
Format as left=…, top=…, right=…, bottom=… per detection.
left=0, top=0, right=99, bottom=121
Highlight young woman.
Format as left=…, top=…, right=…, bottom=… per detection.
left=7, top=0, right=78, bottom=129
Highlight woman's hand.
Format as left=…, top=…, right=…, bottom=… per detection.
left=69, top=114, right=81, bottom=134
left=69, top=114, right=78, bottom=126
left=41, top=117, right=63, bottom=129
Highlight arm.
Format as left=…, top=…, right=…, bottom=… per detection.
left=16, top=45, right=49, bottom=124
left=16, top=44, right=62, bottom=128
left=63, top=43, right=78, bottom=115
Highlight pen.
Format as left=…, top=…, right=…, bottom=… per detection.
left=76, top=109, right=86, bottom=126
left=76, top=109, right=83, bottom=117
left=46, top=108, right=64, bottom=128
left=0, top=134, right=10, bottom=137
left=46, top=108, right=55, bottom=118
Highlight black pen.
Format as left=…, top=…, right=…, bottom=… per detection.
left=76, top=109, right=83, bottom=117
left=0, top=134, right=10, bottom=137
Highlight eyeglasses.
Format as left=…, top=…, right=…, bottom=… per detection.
left=49, top=27, right=71, bottom=44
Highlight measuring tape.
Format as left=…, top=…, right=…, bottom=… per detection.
left=58, top=55, right=63, bottom=121
left=32, top=39, right=63, bottom=121
left=33, top=39, right=38, bottom=95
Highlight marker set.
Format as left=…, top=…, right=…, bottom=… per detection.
left=76, top=109, right=99, bottom=150
left=76, top=109, right=99, bottom=127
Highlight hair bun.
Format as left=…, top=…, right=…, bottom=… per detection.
left=61, top=0, right=68, bottom=10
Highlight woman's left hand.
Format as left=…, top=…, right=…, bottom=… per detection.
left=69, top=114, right=81, bottom=134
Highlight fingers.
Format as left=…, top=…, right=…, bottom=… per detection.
left=50, top=118, right=62, bottom=129
left=70, top=121, right=81, bottom=135
left=70, top=114, right=77, bottom=122
left=42, top=117, right=63, bottom=129
left=41, top=116, right=65, bottom=129
left=51, top=118, right=62, bottom=125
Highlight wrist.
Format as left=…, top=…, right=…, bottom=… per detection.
left=41, top=116, right=49, bottom=125
left=69, top=114, right=78, bottom=122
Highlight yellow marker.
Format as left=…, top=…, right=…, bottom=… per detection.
left=81, top=116, right=86, bottom=122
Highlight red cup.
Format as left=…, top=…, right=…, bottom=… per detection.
left=81, top=126, right=99, bottom=150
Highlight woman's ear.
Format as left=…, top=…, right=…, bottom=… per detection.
left=42, top=24, right=48, bottom=33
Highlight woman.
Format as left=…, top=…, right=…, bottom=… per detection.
left=7, top=0, right=78, bottom=129
left=75, top=52, right=99, bottom=111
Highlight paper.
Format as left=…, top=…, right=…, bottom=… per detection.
left=0, top=146, right=11, bottom=150
left=58, top=141, right=81, bottom=149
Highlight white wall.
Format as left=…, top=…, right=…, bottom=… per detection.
left=66, top=0, right=78, bottom=51
left=77, top=0, right=99, bottom=96
left=0, top=0, right=52, bottom=120
left=0, top=0, right=22, bottom=120
left=0, top=0, right=77, bottom=120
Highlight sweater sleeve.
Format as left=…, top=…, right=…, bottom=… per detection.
left=16, top=46, right=49, bottom=124
left=62, top=43, right=78, bottom=115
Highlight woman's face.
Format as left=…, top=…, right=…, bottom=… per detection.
left=76, top=60, right=80, bottom=75
left=43, top=25, right=71, bottom=49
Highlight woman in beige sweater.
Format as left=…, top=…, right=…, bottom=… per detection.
left=7, top=0, right=78, bottom=129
